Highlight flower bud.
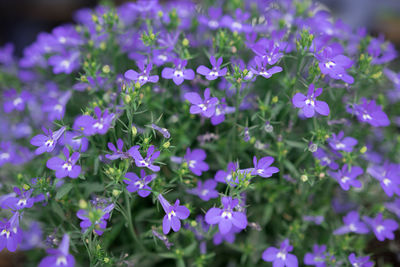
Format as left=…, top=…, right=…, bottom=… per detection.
left=360, top=146, right=367, bottom=154
left=102, top=65, right=110, bottom=74
left=163, top=141, right=170, bottom=149
left=300, top=175, right=308, bottom=182
left=272, top=96, right=278, bottom=103
left=79, top=199, right=88, bottom=209
left=131, top=126, right=137, bottom=136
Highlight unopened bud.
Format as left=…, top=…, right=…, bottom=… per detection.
left=300, top=175, right=308, bottom=182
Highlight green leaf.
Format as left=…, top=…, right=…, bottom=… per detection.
left=55, top=183, right=74, bottom=200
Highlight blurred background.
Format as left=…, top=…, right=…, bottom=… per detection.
left=1, top=0, right=400, bottom=55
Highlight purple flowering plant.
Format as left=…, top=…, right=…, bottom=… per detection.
left=1, top=0, right=400, bottom=266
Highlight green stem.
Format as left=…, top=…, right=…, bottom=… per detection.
left=124, top=190, right=146, bottom=252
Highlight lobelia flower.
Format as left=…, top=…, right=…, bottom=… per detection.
left=46, top=147, right=81, bottom=179
left=367, top=162, right=400, bottom=197
left=3, top=89, right=31, bottom=113
left=221, top=8, right=252, bottom=33
left=151, top=124, right=170, bottom=138
left=161, top=58, right=195, bottom=85
left=158, top=194, right=190, bottom=235
left=211, top=99, right=235, bottom=125
left=215, top=162, right=239, bottom=186
left=347, top=98, right=390, bottom=127
left=303, top=215, right=324, bottom=225
left=184, top=148, right=209, bottom=176
left=39, top=234, right=75, bottom=267
left=384, top=68, right=400, bottom=89
left=129, top=145, right=161, bottom=172
left=59, top=131, right=89, bottom=152
left=1, top=187, right=37, bottom=210
left=42, top=91, right=72, bottom=122
left=304, top=244, right=331, bottom=267
left=30, top=126, right=66, bottom=155
left=363, top=213, right=398, bottom=241
left=106, top=139, right=130, bottom=160
left=0, top=212, right=22, bottom=252
left=187, top=179, right=219, bottom=201
left=262, top=239, right=298, bottom=267
left=213, top=226, right=242, bottom=245
left=205, top=196, right=247, bottom=235
left=198, top=7, right=222, bottom=30
left=184, top=88, right=219, bottom=118
left=196, top=56, right=227, bottom=80
left=20, top=222, right=43, bottom=250
left=77, top=204, right=114, bottom=235
left=327, top=131, right=357, bottom=152
left=316, top=47, right=354, bottom=84
left=250, top=156, right=279, bottom=178
left=0, top=142, right=15, bottom=167
left=124, top=61, right=159, bottom=86
left=333, top=211, right=369, bottom=235
left=292, top=84, right=330, bottom=118
left=348, top=253, right=374, bottom=267
left=250, top=56, right=283, bottom=79
left=367, top=36, right=397, bottom=65
left=313, top=148, right=339, bottom=170
left=328, top=164, right=363, bottom=191
left=124, top=169, right=156, bottom=197
left=48, top=51, right=80, bottom=74
left=385, top=198, right=400, bottom=218
left=73, top=107, right=115, bottom=136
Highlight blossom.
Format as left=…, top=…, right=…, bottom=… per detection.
left=385, top=198, right=400, bottom=218
left=292, top=84, right=330, bottom=118
left=1, top=187, right=37, bottom=210
left=20, top=222, right=43, bottom=250
left=46, top=147, right=81, bottom=179
left=30, top=126, right=66, bottom=155
left=367, top=36, right=397, bottom=65
left=124, top=61, right=159, bottom=86
left=211, top=99, right=234, bottom=125
left=251, top=40, right=284, bottom=65
left=124, top=169, right=156, bottom=197
left=161, top=59, right=195, bottom=85
left=221, top=8, right=251, bottom=33
left=367, top=162, right=400, bottom=197
left=184, top=88, right=218, bottom=118
left=129, top=145, right=160, bottom=172
left=198, top=7, right=222, bottom=30
left=348, top=253, right=374, bottom=267
left=327, top=131, right=357, bottom=152
left=73, top=107, right=115, bottom=136
left=39, top=234, right=75, bottom=267
left=77, top=204, right=114, bottom=235
left=196, top=56, right=227, bottom=80
left=48, top=51, right=80, bottom=74
left=215, top=162, right=239, bottom=185
left=106, top=139, right=130, bottom=160
left=42, top=90, right=71, bottom=121
left=363, top=213, right=398, bottom=241
left=0, top=212, right=22, bottom=252
left=347, top=98, right=390, bottom=127
left=328, top=164, right=363, bottom=191
left=3, top=89, right=31, bottom=113
left=187, top=179, right=219, bottom=201
left=250, top=56, right=282, bottom=79
left=304, top=244, right=330, bottom=267
left=151, top=124, right=170, bottom=138
left=158, top=194, right=190, bottom=235
left=384, top=68, right=400, bottom=89
left=205, top=196, right=247, bottom=235
left=250, top=156, right=279, bottom=178
left=262, top=239, right=298, bottom=267
left=316, top=47, right=354, bottom=84
left=184, top=148, right=209, bottom=176
left=312, top=148, right=338, bottom=170
left=59, top=131, right=89, bottom=152
left=303, top=215, right=324, bottom=225
left=213, top=226, right=242, bottom=245
left=333, top=211, right=369, bottom=235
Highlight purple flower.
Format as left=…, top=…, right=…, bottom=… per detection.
left=151, top=124, right=170, bottom=138
left=39, top=234, right=75, bottom=267
left=124, top=61, right=159, bottom=86
left=3, top=89, right=31, bottom=113
left=367, top=36, right=397, bottom=65
left=106, top=139, right=130, bottom=160
left=316, top=47, right=354, bottom=84
left=198, top=7, right=222, bottom=30
left=251, top=156, right=279, bottom=178
left=327, top=131, right=357, bottom=152
left=1, top=187, right=36, bottom=210
left=184, top=88, right=218, bottom=118
left=205, top=196, right=247, bottom=235
left=304, top=244, right=330, bottom=267
left=161, top=59, right=195, bottom=85
left=250, top=56, right=282, bottom=79
left=184, top=148, right=209, bottom=176
left=384, top=68, right=400, bottom=89
left=348, top=253, right=374, bottom=267
left=129, top=145, right=160, bottom=172
left=196, top=56, right=227, bottom=80
left=385, top=198, right=400, bottom=218
left=73, top=107, right=115, bottom=136
left=211, top=99, right=235, bottom=125
left=42, top=91, right=71, bottom=121
left=30, top=126, right=66, bottom=155
left=46, top=147, right=81, bottom=179
left=20, top=222, right=43, bottom=250
left=303, top=215, right=324, bottom=225
left=0, top=142, right=15, bottom=167
left=347, top=98, right=390, bottom=127
left=187, top=179, right=219, bottom=201
left=59, top=131, right=89, bottom=152
left=262, top=239, right=298, bottom=267
left=333, top=211, right=369, bottom=235
left=213, top=226, right=242, bottom=245
left=48, top=51, right=80, bottom=74
left=313, top=148, right=339, bottom=170
left=0, top=212, right=22, bottom=252
left=221, top=9, right=252, bottom=33
left=364, top=213, right=398, bottom=241
left=367, top=162, right=400, bottom=197
left=292, top=84, right=330, bottom=118
left=215, top=162, right=239, bottom=185
left=124, top=169, right=156, bottom=198
left=77, top=204, right=114, bottom=235
left=328, top=164, right=363, bottom=191
left=251, top=40, right=284, bottom=65
left=158, top=194, right=190, bottom=235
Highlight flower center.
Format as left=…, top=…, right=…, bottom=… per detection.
left=341, top=176, right=350, bottom=183
left=325, top=61, right=336, bottom=68
left=139, top=75, right=148, bottom=83
left=362, top=113, right=372, bottom=121
left=13, top=97, right=23, bottom=106
left=383, top=178, right=391, bottom=186
left=17, top=198, right=27, bottom=207
left=335, top=142, right=345, bottom=149
left=60, top=60, right=71, bottom=69
left=62, top=162, right=73, bottom=171
left=221, top=210, right=232, bottom=219
left=232, top=22, right=242, bottom=30
left=201, top=189, right=209, bottom=196
left=349, top=223, right=357, bottom=232
left=134, top=181, right=145, bottom=189
left=168, top=210, right=176, bottom=220
left=0, top=152, right=10, bottom=160
left=56, top=255, right=67, bottom=266
left=277, top=251, right=287, bottom=260
left=189, top=160, right=196, bottom=168
left=174, top=70, right=183, bottom=77
left=0, top=229, right=10, bottom=239
left=209, top=71, right=219, bottom=76
left=158, top=55, right=167, bottom=61
left=208, top=20, right=218, bottom=28
left=376, top=225, right=385, bottom=233
left=45, top=138, right=54, bottom=147
left=305, top=98, right=315, bottom=106
left=54, top=104, right=63, bottom=112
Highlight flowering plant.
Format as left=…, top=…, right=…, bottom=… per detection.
left=1, top=0, right=400, bottom=266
